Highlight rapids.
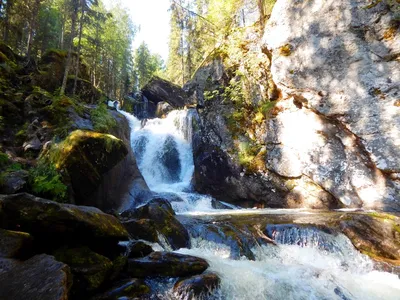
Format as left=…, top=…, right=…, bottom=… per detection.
left=119, top=110, right=400, bottom=300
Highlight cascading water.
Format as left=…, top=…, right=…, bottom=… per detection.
left=118, top=109, right=400, bottom=300
left=120, top=109, right=217, bottom=213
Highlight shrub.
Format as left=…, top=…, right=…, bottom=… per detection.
left=29, top=161, right=67, bottom=202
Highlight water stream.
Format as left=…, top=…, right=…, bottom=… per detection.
left=119, top=110, right=400, bottom=300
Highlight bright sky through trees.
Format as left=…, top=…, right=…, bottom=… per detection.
left=104, top=0, right=171, bottom=60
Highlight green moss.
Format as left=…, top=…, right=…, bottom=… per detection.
left=91, top=103, right=117, bottom=133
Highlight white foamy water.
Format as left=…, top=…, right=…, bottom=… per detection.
left=177, top=231, right=400, bottom=300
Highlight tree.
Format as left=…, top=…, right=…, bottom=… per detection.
left=133, top=42, right=164, bottom=90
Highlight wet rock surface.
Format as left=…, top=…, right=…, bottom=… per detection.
left=174, top=272, right=221, bottom=299
left=92, top=278, right=150, bottom=300
left=127, top=251, right=209, bottom=277
left=121, top=198, right=190, bottom=250
left=0, top=254, right=71, bottom=300
left=179, top=210, right=400, bottom=264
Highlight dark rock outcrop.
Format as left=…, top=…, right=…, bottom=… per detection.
left=174, top=272, right=221, bottom=299
left=160, top=135, right=181, bottom=182
left=127, top=252, right=209, bottom=277
left=141, top=76, right=191, bottom=117
left=121, top=198, right=190, bottom=250
left=0, top=254, right=71, bottom=300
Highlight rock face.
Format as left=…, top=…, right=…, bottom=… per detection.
left=127, top=251, right=209, bottom=277
left=262, top=0, right=400, bottom=210
left=121, top=198, right=190, bottom=249
left=0, top=254, right=71, bottom=300
left=192, top=0, right=400, bottom=211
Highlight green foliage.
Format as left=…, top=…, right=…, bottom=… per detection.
left=0, top=151, right=9, bottom=168
left=29, top=160, right=67, bottom=202
left=91, top=103, right=116, bottom=133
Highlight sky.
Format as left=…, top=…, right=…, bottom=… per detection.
left=104, top=0, right=171, bottom=61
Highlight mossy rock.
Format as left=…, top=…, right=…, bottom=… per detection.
left=49, top=130, right=128, bottom=204
left=0, top=193, right=129, bottom=246
left=127, top=252, right=209, bottom=278
left=54, top=246, right=112, bottom=295
left=340, top=213, right=400, bottom=261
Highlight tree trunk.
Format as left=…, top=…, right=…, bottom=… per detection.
left=60, top=0, right=78, bottom=96
left=27, top=0, right=41, bottom=57
left=3, top=0, right=12, bottom=43
left=73, top=0, right=85, bottom=96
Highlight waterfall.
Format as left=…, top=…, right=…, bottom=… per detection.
left=118, top=109, right=400, bottom=300
left=119, top=109, right=215, bottom=212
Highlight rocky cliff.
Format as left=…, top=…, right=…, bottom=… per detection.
left=192, top=0, right=400, bottom=211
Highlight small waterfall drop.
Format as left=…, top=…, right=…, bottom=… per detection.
left=119, top=109, right=215, bottom=212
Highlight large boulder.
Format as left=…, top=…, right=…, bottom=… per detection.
left=54, top=246, right=114, bottom=296
left=0, top=193, right=129, bottom=246
left=121, top=198, right=190, bottom=250
left=90, top=112, right=149, bottom=211
left=127, top=251, right=209, bottom=277
left=141, top=76, right=191, bottom=117
left=0, top=254, right=71, bottom=300
left=51, top=130, right=128, bottom=205
left=262, top=0, right=400, bottom=210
